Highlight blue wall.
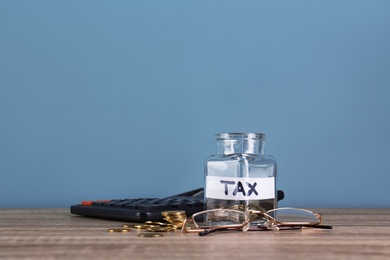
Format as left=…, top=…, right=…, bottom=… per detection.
left=1, top=0, right=389, bottom=208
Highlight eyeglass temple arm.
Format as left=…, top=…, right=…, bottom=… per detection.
left=299, top=224, right=333, bottom=229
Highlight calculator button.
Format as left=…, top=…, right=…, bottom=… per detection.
left=81, top=201, right=93, bottom=206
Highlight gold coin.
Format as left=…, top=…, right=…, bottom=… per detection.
left=144, top=225, right=158, bottom=228
left=164, top=214, right=186, bottom=217
left=133, top=224, right=149, bottom=229
left=162, top=211, right=186, bottom=217
left=164, top=218, right=185, bottom=223
left=159, top=223, right=178, bottom=229
left=108, top=228, right=131, bottom=232
left=122, top=224, right=133, bottom=228
left=156, top=222, right=169, bottom=226
left=164, top=218, right=185, bottom=222
left=165, top=220, right=183, bottom=223
left=161, top=210, right=186, bottom=216
left=147, top=227, right=176, bottom=232
left=163, top=214, right=186, bottom=218
left=138, top=232, right=164, bottom=237
left=145, top=221, right=165, bottom=225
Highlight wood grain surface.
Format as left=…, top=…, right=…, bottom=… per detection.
left=1, top=208, right=390, bottom=259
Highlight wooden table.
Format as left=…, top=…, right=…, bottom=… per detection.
left=1, top=208, right=390, bottom=259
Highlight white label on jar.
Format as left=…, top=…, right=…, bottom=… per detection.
left=205, top=176, right=275, bottom=200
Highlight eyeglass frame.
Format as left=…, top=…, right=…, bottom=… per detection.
left=183, top=207, right=333, bottom=236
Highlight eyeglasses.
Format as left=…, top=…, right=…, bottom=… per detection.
left=183, top=207, right=333, bottom=236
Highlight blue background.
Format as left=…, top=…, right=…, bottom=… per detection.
left=1, top=0, right=389, bottom=208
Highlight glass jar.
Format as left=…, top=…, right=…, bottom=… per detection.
left=204, top=133, right=277, bottom=215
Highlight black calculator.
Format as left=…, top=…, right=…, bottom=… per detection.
left=70, top=188, right=204, bottom=222
left=70, top=188, right=285, bottom=223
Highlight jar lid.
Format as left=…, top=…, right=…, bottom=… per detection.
left=215, top=132, right=266, bottom=140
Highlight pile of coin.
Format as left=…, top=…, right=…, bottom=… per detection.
left=161, top=210, right=187, bottom=229
left=107, top=220, right=178, bottom=237
left=130, top=221, right=177, bottom=232
left=107, top=211, right=188, bottom=237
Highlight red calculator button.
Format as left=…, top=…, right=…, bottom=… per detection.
left=81, top=201, right=93, bottom=206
